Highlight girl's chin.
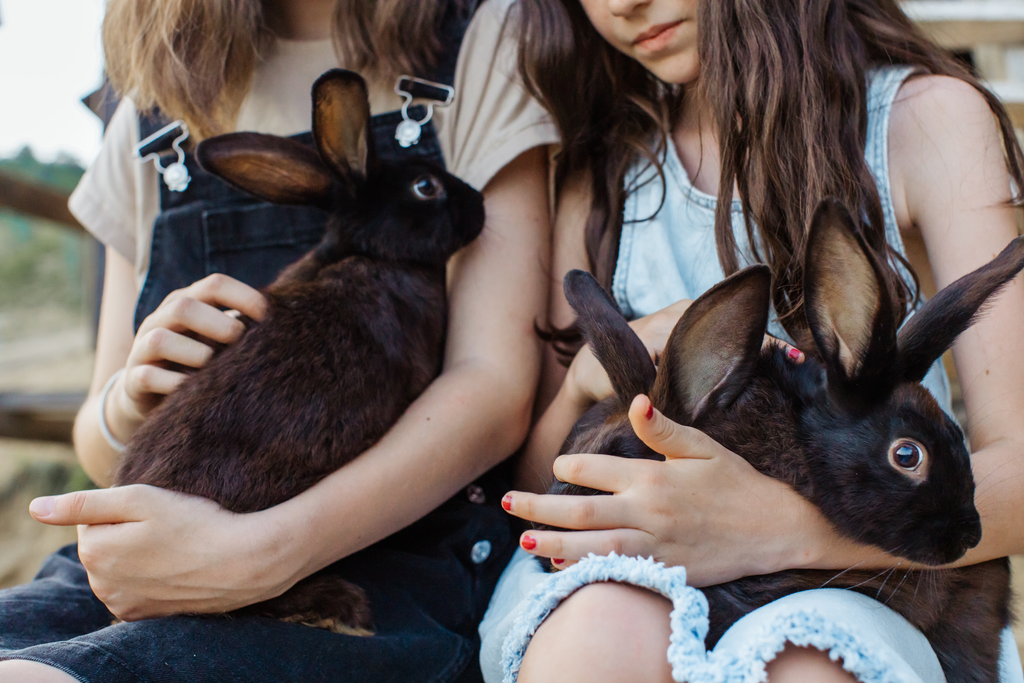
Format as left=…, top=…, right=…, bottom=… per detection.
left=646, top=57, right=700, bottom=86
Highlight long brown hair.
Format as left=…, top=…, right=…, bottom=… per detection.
left=518, top=0, right=1024, bottom=342
left=103, top=0, right=467, bottom=140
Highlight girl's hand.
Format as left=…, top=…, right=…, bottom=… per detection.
left=566, top=296, right=803, bottom=407
left=503, top=395, right=832, bottom=586
left=566, top=299, right=694, bottom=405
left=110, top=274, right=268, bottom=433
left=28, top=485, right=301, bottom=620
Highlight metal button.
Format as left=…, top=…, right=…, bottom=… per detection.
left=470, top=540, right=492, bottom=564
left=466, top=484, right=486, bottom=505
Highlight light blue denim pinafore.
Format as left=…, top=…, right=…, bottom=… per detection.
left=481, top=66, right=1024, bottom=683
left=611, top=66, right=953, bottom=414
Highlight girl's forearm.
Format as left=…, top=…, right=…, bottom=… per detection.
left=267, top=356, right=538, bottom=581
left=963, top=438, right=1024, bottom=560
left=73, top=394, right=128, bottom=487
left=514, top=366, right=593, bottom=493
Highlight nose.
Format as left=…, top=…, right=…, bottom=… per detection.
left=960, top=510, right=983, bottom=550
left=608, top=0, right=652, bottom=17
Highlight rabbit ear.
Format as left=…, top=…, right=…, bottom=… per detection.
left=563, top=270, right=656, bottom=407
left=804, top=198, right=898, bottom=400
left=651, top=266, right=771, bottom=424
left=197, top=132, right=333, bottom=206
left=312, top=69, right=373, bottom=185
left=898, top=236, right=1024, bottom=382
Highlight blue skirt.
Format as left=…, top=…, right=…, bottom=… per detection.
left=481, top=550, right=1023, bottom=683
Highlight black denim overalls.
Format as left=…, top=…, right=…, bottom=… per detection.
left=0, top=3, right=515, bottom=681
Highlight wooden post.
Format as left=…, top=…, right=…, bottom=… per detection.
left=0, top=170, right=84, bottom=233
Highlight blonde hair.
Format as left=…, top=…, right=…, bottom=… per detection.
left=103, top=0, right=463, bottom=140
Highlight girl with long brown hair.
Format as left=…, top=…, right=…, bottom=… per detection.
left=0, top=1, right=557, bottom=681
left=481, top=0, right=1024, bottom=680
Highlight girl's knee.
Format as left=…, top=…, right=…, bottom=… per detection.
left=518, top=582, right=673, bottom=683
left=765, top=643, right=859, bottom=683
left=0, top=660, right=80, bottom=683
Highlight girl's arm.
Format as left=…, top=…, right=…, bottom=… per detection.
left=885, top=75, right=1024, bottom=564
left=502, top=77, right=1024, bottom=584
left=34, top=147, right=550, bottom=620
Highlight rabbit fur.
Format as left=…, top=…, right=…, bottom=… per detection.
left=551, top=198, right=1023, bottom=683
left=113, top=69, right=485, bottom=634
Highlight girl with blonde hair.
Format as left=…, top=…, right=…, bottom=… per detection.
left=0, top=1, right=557, bottom=681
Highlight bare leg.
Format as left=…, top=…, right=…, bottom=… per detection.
left=0, top=661, right=79, bottom=683
left=766, top=644, right=859, bottom=683
left=518, top=582, right=674, bottom=683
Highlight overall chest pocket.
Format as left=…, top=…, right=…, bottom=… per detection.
left=202, top=203, right=330, bottom=291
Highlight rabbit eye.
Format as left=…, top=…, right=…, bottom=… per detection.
left=412, top=175, right=444, bottom=200
left=894, top=443, right=920, bottom=468
left=888, top=439, right=928, bottom=479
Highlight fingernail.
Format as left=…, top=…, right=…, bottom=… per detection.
left=552, top=558, right=564, bottom=565
left=645, top=401, right=654, bottom=420
left=30, top=496, right=55, bottom=518
left=501, top=494, right=513, bottom=512
left=521, top=534, right=537, bottom=550
left=787, top=347, right=803, bottom=362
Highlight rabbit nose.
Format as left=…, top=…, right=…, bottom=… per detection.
left=960, top=513, right=983, bottom=549
left=944, top=509, right=983, bottom=555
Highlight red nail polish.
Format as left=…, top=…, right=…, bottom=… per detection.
left=645, top=402, right=654, bottom=420
left=501, top=494, right=512, bottom=512
left=787, top=347, right=802, bottom=362
left=521, top=535, right=537, bottom=550
left=552, top=558, right=564, bottom=565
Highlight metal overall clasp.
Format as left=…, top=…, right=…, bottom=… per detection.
left=393, top=75, right=455, bottom=148
left=133, top=120, right=192, bottom=192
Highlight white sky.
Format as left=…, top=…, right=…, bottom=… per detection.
left=0, top=0, right=106, bottom=166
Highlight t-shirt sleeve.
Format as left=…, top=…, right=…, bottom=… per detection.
left=440, top=0, right=560, bottom=190
left=68, top=98, right=141, bottom=263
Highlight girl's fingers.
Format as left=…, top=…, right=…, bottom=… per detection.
left=170, top=273, right=268, bottom=322
left=518, top=528, right=652, bottom=564
left=763, top=334, right=804, bottom=363
left=550, top=452, right=640, bottom=494
left=139, top=296, right=248, bottom=345
left=29, top=486, right=151, bottom=526
left=125, top=364, right=187, bottom=397
left=129, top=328, right=217, bottom=369
left=502, top=489, right=636, bottom=530
left=627, top=395, right=720, bottom=461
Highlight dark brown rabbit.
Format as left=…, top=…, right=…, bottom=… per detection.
left=551, top=198, right=1023, bottom=683
left=113, top=69, right=485, bottom=634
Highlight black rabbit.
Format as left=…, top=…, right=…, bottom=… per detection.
left=113, top=69, right=485, bottom=634
left=551, top=198, right=1023, bottom=682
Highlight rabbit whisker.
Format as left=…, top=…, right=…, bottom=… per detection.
left=846, top=568, right=895, bottom=592
left=874, top=567, right=897, bottom=599
left=883, top=569, right=913, bottom=606
left=818, top=561, right=869, bottom=588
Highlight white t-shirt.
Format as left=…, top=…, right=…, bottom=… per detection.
left=69, top=0, right=559, bottom=287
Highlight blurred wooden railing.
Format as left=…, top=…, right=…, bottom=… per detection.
left=0, top=171, right=84, bottom=233
left=0, top=173, right=88, bottom=443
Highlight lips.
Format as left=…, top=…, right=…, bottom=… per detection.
left=633, top=20, right=684, bottom=46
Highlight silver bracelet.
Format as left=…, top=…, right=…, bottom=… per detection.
left=98, top=368, right=128, bottom=453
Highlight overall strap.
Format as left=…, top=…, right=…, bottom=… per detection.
left=132, top=0, right=483, bottom=332
left=428, top=0, right=483, bottom=87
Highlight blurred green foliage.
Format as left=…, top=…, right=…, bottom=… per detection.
left=0, top=148, right=89, bottom=315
